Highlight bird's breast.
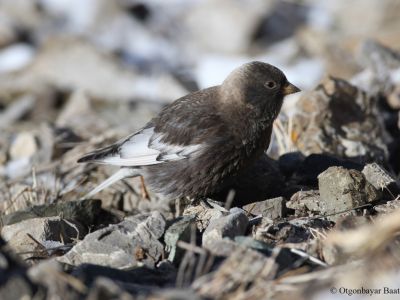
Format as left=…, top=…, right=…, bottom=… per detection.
left=240, top=121, right=273, bottom=155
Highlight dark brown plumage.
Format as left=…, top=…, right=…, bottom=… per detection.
left=78, top=61, right=300, bottom=199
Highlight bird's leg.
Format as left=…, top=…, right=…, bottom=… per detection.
left=140, top=176, right=150, bottom=200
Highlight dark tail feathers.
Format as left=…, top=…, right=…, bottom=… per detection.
left=77, top=144, right=119, bottom=163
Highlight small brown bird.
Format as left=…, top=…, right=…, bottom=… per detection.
left=78, top=61, right=300, bottom=199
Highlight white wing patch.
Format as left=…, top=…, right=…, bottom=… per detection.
left=120, top=128, right=159, bottom=158
left=101, top=127, right=203, bottom=167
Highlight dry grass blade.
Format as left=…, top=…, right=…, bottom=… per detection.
left=290, top=248, right=328, bottom=267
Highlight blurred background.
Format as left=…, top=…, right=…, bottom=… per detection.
left=1, top=0, right=400, bottom=131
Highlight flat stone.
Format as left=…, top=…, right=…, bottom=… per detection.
left=183, top=205, right=228, bottom=231
left=255, top=221, right=311, bottom=245
left=58, top=212, right=166, bottom=269
left=362, top=163, right=399, bottom=194
left=202, top=209, right=248, bottom=250
left=1, top=217, right=86, bottom=260
left=243, top=197, right=286, bottom=220
left=1, top=199, right=103, bottom=227
left=318, top=166, right=381, bottom=215
left=164, top=215, right=196, bottom=264
left=255, top=218, right=333, bottom=246
left=286, top=190, right=321, bottom=214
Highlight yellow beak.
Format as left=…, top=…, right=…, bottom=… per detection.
left=282, top=82, right=301, bottom=96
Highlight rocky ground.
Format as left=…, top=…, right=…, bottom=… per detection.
left=1, top=1, right=400, bottom=299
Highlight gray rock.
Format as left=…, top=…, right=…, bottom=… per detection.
left=254, top=217, right=333, bottom=246
left=1, top=217, right=85, bottom=260
left=318, top=166, right=381, bottom=215
left=229, top=207, right=244, bottom=214
left=164, top=215, right=196, bottom=264
left=58, top=211, right=166, bottom=269
left=362, top=163, right=399, bottom=193
left=202, top=209, right=248, bottom=249
left=291, top=77, right=390, bottom=163
left=203, top=238, right=239, bottom=257
left=286, top=190, right=322, bottom=215
left=255, top=220, right=311, bottom=245
left=360, top=40, right=400, bottom=70
left=1, top=199, right=103, bottom=227
left=243, top=197, right=286, bottom=220
left=183, top=205, right=228, bottom=231
left=356, top=40, right=400, bottom=95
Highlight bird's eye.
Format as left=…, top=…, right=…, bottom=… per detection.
left=265, top=81, right=276, bottom=89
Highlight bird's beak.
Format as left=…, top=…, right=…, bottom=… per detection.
left=282, top=82, right=301, bottom=96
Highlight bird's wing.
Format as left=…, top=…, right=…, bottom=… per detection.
left=78, top=127, right=203, bottom=167
left=78, top=86, right=221, bottom=167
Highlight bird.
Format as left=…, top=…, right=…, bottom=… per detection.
left=77, top=61, right=300, bottom=200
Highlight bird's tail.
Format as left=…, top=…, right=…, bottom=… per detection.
left=81, top=168, right=139, bottom=199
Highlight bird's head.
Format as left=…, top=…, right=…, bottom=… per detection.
left=221, top=61, right=300, bottom=114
